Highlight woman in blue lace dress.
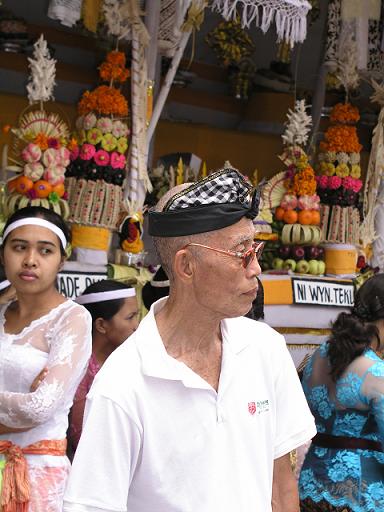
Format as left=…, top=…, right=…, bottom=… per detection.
left=299, top=273, right=384, bottom=512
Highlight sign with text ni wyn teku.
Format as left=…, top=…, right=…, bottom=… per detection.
left=291, top=277, right=355, bottom=307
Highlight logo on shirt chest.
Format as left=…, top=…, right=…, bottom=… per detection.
left=248, top=399, right=269, bottom=415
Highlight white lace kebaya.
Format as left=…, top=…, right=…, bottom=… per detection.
left=0, top=300, right=92, bottom=511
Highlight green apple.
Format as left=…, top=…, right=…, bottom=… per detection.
left=296, top=259, right=309, bottom=274
left=272, top=258, right=284, bottom=270
left=317, top=261, right=326, bottom=275
left=283, top=259, right=296, bottom=271
left=308, top=259, right=319, bottom=275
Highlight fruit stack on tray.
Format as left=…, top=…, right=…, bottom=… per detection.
left=260, top=100, right=325, bottom=276
left=316, top=103, right=363, bottom=245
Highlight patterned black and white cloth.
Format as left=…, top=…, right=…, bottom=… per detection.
left=148, top=165, right=260, bottom=237
left=165, top=168, right=252, bottom=211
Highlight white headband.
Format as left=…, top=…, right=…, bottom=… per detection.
left=76, top=288, right=136, bottom=305
left=150, top=279, right=170, bottom=288
left=2, top=218, right=67, bottom=250
left=0, top=279, right=11, bottom=291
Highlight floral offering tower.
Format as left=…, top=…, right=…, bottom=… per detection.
left=65, top=50, right=131, bottom=264
left=316, top=102, right=362, bottom=246
left=262, top=100, right=325, bottom=275
left=5, top=35, right=70, bottom=218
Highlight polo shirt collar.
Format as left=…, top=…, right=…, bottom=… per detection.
left=136, top=297, right=252, bottom=385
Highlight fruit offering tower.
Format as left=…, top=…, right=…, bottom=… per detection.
left=261, top=100, right=325, bottom=275
left=5, top=35, right=70, bottom=219
left=65, top=50, right=130, bottom=264
left=316, top=103, right=362, bottom=246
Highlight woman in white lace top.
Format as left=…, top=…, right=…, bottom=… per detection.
left=0, top=206, right=92, bottom=512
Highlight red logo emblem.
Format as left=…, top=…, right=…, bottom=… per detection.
left=248, top=401, right=256, bottom=415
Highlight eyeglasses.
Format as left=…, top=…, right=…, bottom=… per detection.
left=182, top=241, right=265, bottom=269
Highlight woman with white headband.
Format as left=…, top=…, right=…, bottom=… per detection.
left=68, top=279, right=138, bottom=453
left=0, top=206, right=92, bottom=512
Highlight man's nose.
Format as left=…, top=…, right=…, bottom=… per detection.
left=246, top=253, right=261, bottom=279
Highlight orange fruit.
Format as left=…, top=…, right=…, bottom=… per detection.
left=8, top=178, right=19, bottom=193
left=298, top=209, right=313, bottom=225
left=283, top=209, right=298, bottom=224
left=311, top=210, right=321, bottom=225
left=275, top=206, right=285, bottom=221
left=15, top=175, right=33, bottom=194
left=52, top=183, right=65, bottom=197
left=34, top=180, right=52, bottom=198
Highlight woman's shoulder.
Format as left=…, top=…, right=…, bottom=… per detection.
left=55, top=299, right=92, bottom=320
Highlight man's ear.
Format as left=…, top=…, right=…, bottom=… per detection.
left=173, top=248, right=194, bottom=284
left=94, top=317, right=107, bottom=334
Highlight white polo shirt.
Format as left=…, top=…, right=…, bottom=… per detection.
left=63, top=298, right=316, bottom=512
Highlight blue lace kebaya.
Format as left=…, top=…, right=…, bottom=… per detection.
left=299, top=343, right=384, bottom=512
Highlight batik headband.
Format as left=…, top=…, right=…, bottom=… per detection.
left=2, top=218, right=67, bottom=250
left=148, top=167, right=261, bottom=237
left=76, top=288, right=136, bottom=305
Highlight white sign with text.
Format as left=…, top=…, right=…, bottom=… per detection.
left=57, top=270, right=107, bottom=299
left=292, top=278, right=354, bottom=307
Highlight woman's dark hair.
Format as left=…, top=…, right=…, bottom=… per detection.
left=2, top=206, right=71, bottom=257
left=328, top=273, right=384, bottom=381
left=81, top=280, right=134, bottom=322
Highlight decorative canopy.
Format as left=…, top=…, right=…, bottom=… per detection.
left=211, top=0, right=312, bottom=46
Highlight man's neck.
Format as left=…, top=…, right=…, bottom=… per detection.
left=155, top=294, right=223, bottom=391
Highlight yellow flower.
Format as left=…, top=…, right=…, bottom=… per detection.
left=335, top=163, right=349, bottom=178
left=350, top=164, right=361, bottom=178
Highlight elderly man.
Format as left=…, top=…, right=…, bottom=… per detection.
left=63, top=166, right=316, bottom=512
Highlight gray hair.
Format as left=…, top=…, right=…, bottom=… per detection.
left=152, top=184, right=213, bottom=282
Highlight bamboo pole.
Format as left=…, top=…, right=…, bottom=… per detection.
left=146, top=30, right=192, bottom=146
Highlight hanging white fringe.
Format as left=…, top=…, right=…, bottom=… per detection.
left=210, top=0, right=311, bottom=47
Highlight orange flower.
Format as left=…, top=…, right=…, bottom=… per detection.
left=67, top=138, right=78, bottom=151
left=320, top=125, right=362, bottom=153
left=330, top=103, right=360, bottom=124
left=99, top=51, right=130, bottom=83
left=34, top=133, right=49, bottom=150
left=107, top=51, right=126, bottom=66
left=78, top=85, right=128, bottom=116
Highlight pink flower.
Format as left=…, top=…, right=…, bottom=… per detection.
left=285, top=169, right=295, bottom=179
left=42, top=148, right=59, bottom=167
left=94, top=149, right=110, bottom=166
left=80, top=143, right=96, bottom=160
left=110, top=152, right=126, bottom=169
left=27, top=188, right=38, bottom=199
left=311, top=194, right=320, bottom=211
left=97, top=117, right=113, bottom=134
left=351, top=178, right=362, bottom=193
left=48, top=137, right=60, bottom=149
left=21, top=143, right=42, bottom=163
left=62, top=191, right=69, bottom=200
left=70, top=146, right=80, bottom=161
left=328, top=176, right=342, bottom=190
left=297, top=195, right=313, bottom=210
left=44, top=165, right=65, bottom=185
left=56, top=147, right=70, bottom=167
left=83, top=113, right=97, bottom=130
left=342, top=176, right=354, bottom=190
left=316, top=175, right=328, bottom=189
left=24, top=162, right=44, bottom=181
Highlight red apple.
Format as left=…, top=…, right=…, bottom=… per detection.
left=305, top=246, right=320, bottom=259
left=278, top=245, right=291, bottom=258
left=291, top=245, right=305, bottom=260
